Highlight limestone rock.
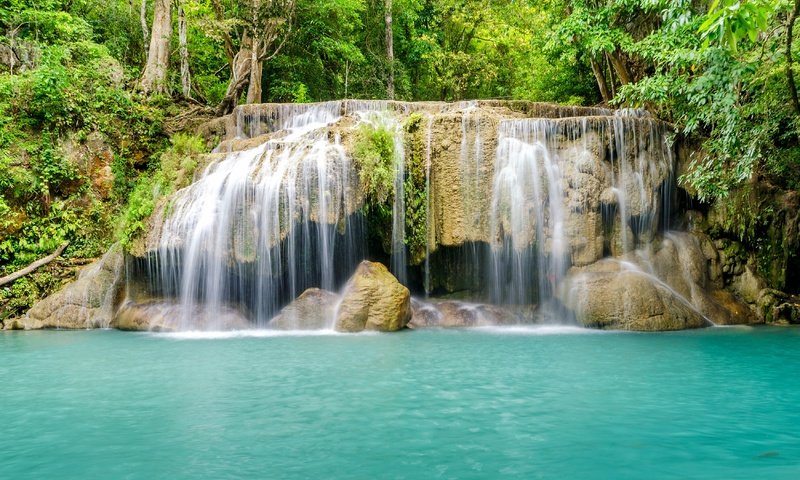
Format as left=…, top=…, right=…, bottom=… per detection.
left=731, top=265, right=765, bottom=304
left=560, top=266, right=711, bottom=331
left=23, top=246, right=124, bottom=329
left=334, top=261, right=411, bottom=332
left=705, top=289, right=758, bottom=325
left=409, top=299, right=522, bottom=328
left=269, top=288, right=339, bottom=330
left=112, top=301, right=250, bottom=331
left=756, top=289, right=800, bottom=325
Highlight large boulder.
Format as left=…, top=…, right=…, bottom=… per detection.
left=19, top=245, right=124, bottom=329
left=560, top=261, right=711, bottom=331
left=112, top=300, right=250, bottom=331
left=409, top=299, right=523, bottom=328
left=269, top=288, right=339, bottom=330
left=334, top=261, right=411, bottom=332
left=617, top=232, right=756, bottom=326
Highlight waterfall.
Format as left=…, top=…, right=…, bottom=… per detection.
left=147, top=103, right=364, bottom=329
left=489, top=120, right=567, bottom=306
left=354, top=109, right=408, bottom=284
left=130, top=100, right=681, bottom=330
left=423, top=114, right=434, bottom=296
left=487, top=115, right=674, bottom=309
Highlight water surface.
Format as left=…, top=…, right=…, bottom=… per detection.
left=2, top=326, right=799, bottom=479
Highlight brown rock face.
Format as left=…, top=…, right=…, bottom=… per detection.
left=334, top=261, right=411, bottom=332
left=409, top=299, right=522, bottom=328
left=112, top=301, right=250, bottom=331
left=269, top=288, right=339, bottom=330
left=560, top=263, right=711, bottom=331
left=22, top=246, right=124, bottom=329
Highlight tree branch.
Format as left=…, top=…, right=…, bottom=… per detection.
left=210, top=0, right=237, bottom=66
left=0, top=243, right=69, bottom=288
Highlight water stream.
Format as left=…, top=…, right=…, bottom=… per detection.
left=134, top=101, right=694, bottom=330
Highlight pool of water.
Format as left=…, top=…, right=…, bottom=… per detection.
left=2, top=326, right=799, bottom=479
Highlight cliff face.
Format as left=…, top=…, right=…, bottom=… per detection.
left=19, top=100, right=797, bottom=331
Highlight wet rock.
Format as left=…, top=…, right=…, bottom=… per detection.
left=560, top=265, right=711, bottom=331
left=112, top=301, right=251, bottom=331
left=269, top=288, right=339, bottom=330
left=705, top=289, right=758, bottom=325
left=23, top=246, right=124, bottom=329
left=756, top=289, right=800, bottom=325
left=409, top=299, right=522, bottom=328
left=334, top=261, right=411, bottom=332
left=731, top=265, right=765, bottom=304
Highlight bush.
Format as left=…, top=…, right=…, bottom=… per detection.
left=352, top=122, right=395, bottom=204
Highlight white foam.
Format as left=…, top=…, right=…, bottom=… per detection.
left=146, top=329, right=363, bottom=340
left=145, top=329, right=390, bottom=340
left=470, top=325, right=608, bottom=336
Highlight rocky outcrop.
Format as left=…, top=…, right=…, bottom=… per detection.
left=681, top=205, right=799, bottom=325
left=17, top=245, right=124, bottom=329
left=409, top=299, right=524, bottom=328
left=334, top=261, right=411, bottom=332
left=560, top=261, right=711, bottom=331
left=755, top=289, right=800, bottom=325
left=112, top=301, right=250, bottom=331
left=269, top=288, right=339, bottom=330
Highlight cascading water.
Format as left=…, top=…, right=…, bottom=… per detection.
left=354, top=110, right=408, bottom=285
left=487, top=114, right=674, bottom=311
left=423, top=114, right=434, bottom=295
left=146, top=104, right=364, bottom=330
left=489, top=120, right=568, bottom=306
left=128, top=100, right=695, bottom=331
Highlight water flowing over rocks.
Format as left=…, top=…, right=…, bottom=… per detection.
left=22, top=100, right=792, bottom=332
left=560, top=264, right=711, bottom=331
left=112, top=301, right=250, bottom=331
left=334, top=261, right=411, bottom=332
left=269, top=288, right=339, bottom=330
left=409, top=299, right=525, bottom=328
left=14, top=245, right=124, bottom=330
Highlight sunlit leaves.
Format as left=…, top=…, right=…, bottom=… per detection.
left=698, top=0, right=775, bottom=54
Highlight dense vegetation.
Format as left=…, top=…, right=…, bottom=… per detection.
left=1, top=0, right=799, bottom=317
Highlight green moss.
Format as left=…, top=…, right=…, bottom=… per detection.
left=117, top=134, right=207, bottom=249
left=402, top=112, right=429, bottom=265
left=352, top=122, right=396, bottom=254
left=352, top=123, right=395, bottom=204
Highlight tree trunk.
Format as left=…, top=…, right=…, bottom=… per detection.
left=787, top=0, right=800, bottom=115
left=216, top=33, right=253, bottom=116
left=178, top=2, right=191, bottom=99
left=385, top=0, right=394, bottom=100
left=246, top=38, right=263, bottom=104
left=590, top=56, right=611, bottom=103
left=608, top=49, right=632, bottom=85
left=140, top=0, right=149, bottom=47
left=140, top=0, right=171, bottom=95
left=0, top=243, right=68, bottom=288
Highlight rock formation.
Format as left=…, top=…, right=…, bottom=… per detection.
left=334, top=261, right=411, bottom=332
left=14, top=245, right=124, bottom=329
left=269, top=288, right=339, bottom=330
left=22, top=100, right=796, bottom=332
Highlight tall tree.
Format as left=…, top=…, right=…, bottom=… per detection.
left=140, top=0, right=171, bottom=95
left=384, top=0, right=393, bottom=99
left=787, top=0, right=800, bottom=114
left=214, top=0, right=295, bottom=114
left=178, top=0, right=191, bottom=98
left=140, top=0, right=149, bottom=47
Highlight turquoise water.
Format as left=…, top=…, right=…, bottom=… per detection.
left=2, top=326, right=799, bottom=479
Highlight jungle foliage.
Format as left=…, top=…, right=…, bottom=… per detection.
left=1, top=0, right=799, bottom=312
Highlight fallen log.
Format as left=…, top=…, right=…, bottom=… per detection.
left=0, top=242, right=69, bottom=287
